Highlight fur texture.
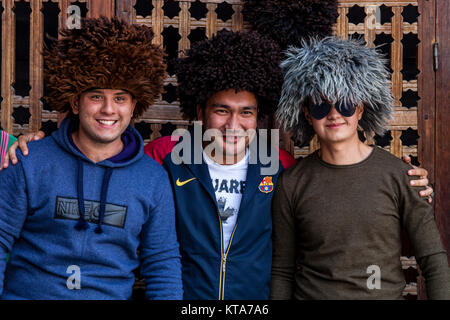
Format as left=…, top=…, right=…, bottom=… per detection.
left=44, top=17, right=166, bottom=118
left=242, top=0, right=338, bottom=50
left=276, top=36, right=394, bottom=146
left=175, top=29, right=284, bottom=120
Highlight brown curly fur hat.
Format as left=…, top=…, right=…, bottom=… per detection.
left=44, top=16, right=167, bottom=118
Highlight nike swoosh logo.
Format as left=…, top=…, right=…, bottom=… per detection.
left=176, top=177, right=197, bottom=187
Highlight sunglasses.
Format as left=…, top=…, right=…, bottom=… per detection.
left=309, top=101, right=357, bottom=120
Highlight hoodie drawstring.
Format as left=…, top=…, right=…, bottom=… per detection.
left=75, top=158, right=114, bottom=234
left=95, top=167, right=113, bottom=234
left=75, top=159, right=89, bottom=231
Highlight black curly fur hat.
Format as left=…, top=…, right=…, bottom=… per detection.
left=175, top=29, right=284, bottom=120
left=243, top=0, right=338, bottom=50
left=44, top=16, right=167, bottom=118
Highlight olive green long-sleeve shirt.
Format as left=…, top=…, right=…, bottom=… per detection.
left=271, top=146, right=450, bottom=300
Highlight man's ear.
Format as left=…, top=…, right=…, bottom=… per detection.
left=70, top=96, right=80, bottom=115
left=196, top=104, right=203, bottom=122
left=357, top=104, right=364, bottom=120
left=131, top=98, right=137, bottom=116
left=303, top=106, right=312, bottom=125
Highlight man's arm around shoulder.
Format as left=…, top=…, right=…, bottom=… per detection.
left=278, top=148, right=298, bottom=170
left=399, top=170, right=450, bottom=299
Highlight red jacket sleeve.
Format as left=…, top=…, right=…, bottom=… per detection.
left=278, top=148, right=297, bottom=170
left=144, top=136, right=180, bottom=165
left=144, top=137, right=297, bottom=170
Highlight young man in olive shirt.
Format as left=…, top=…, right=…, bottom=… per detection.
left=272, top=37, right=450, bottom=299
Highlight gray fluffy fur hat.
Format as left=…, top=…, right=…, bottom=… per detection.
left=276, top=36, right=394, bottom=147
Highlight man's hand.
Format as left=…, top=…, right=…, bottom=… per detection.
left=1, top=131, right=45, bottom=170
left=402, top=155, right=433, bottom=203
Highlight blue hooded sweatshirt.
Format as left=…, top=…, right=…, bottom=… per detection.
left=0, top=117, right=182, bottom=300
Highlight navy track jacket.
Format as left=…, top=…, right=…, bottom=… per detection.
left=145, top=129, right=296, bottom=299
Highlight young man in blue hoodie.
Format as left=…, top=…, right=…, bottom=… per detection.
left=0, top=17, right=182, bottom=300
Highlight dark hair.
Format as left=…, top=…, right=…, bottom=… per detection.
left=175, top=29, right=284, bottom=120
left=243, top=0, right=338, bottom=50
left=44, top=17, right=166, bottom=119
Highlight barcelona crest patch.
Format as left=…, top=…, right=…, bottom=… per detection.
left=259, top=176, right=274, bottom=193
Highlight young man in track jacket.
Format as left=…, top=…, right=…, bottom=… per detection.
left=145, top=30, right=296, bottom=299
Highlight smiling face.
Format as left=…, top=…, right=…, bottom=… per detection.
left=304, top=101, right=364, bottom=146
left=71, top=88, right=136, bottom=150
left=197, top=89, right=258, bottom=164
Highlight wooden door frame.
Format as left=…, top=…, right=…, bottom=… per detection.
left=434, top=0, right=450, bottom=263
